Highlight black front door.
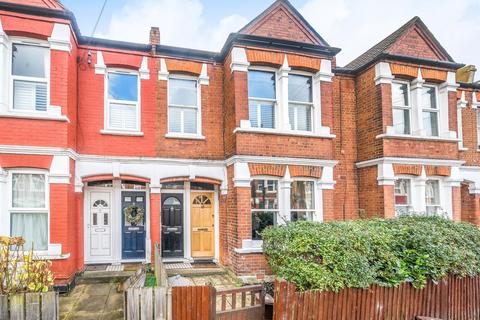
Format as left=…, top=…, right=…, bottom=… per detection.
left=161, top=193, right=183, bottom=257
left=121, top=191, right=146, bottom=259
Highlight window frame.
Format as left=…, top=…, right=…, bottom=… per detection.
left=247, top=67, right=278, bottom=129
left=104, top=69, right=141, bottom=132
left=250, top=176, right=280, bottom=239
left=391, top=80, right=412, bottom=135
left=290, top=178, right=316, bottom=221
left=394, top=177, right=413, bottom=215
left=167, top=74, right=202, bottom=136
left=476, top=109, right=480, bottom=150
left=425, top=178, right=442, bottom=215
left=9, top=38, right=51, bottom=114
left=421, top=84, right=440, bottom=137
left=288, top=71, right=314, bottom=132
left=7, top=169, right=50, bottom=253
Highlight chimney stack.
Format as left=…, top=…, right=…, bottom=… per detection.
left=150, top=27, right=160, bottom=46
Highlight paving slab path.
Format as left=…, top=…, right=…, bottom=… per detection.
left=60, top=282, right=124, bottom=320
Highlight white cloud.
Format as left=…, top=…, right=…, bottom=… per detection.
left=300, top=0, right=480, bottom=79
left=98, top=0, right=248, bottom=51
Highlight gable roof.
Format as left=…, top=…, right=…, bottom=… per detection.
left=0, top=0, right=65, bottom=10
left=344, top=16, right=455, bottom=72
left=239, top=0, right=330, bottom=47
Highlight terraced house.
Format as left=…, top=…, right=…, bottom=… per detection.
left=0, top=0, right=479, bottom=289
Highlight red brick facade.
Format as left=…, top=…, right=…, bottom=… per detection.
left=1, top=0, right=479, bottom=286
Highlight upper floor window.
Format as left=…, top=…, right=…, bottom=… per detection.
left=106, top=71, right=139, bottom=131
left=425, top=179, right=441, bottom=215
left=168, top=77, right=199, bottom=135
left=9, top=172, right=48, bottom=250
left=394, top=178, right=411, bottom=215
left=12, top=44, right=49, bottom=112
left=248, top=70, right=276, bottom=129
left=421, top=86, right=439, bottom=137
left=290, top=180, right=315, bottom=221
left=251, top=178, right=278, bottom=240
left=288, top=74, right=313, bottom=132
left=392, top=81, right=411, bottom=134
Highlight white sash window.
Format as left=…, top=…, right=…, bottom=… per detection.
left=392, top=81, right=411, bottom=134
left=288, top=74, right=313, bottom=132
left=106, top=71, right=140, bottom=131
left=168, top=77, right=200, bottom=135
left=248, top=70, right=276, bottom=129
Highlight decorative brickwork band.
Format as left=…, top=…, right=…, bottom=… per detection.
left=248, top=163, right=286, bottom=177
left=390, top=63, right=448, bottom=82
left=160, top=176, right=222, bottom=185
left=246, top=49, right=283, bottom=67
left=165, top=59, right=202, bottom=75
left=425, top=165, right=451, bottom=177
left=392, top=164, right=422, bottom=176
left=421, top=68, right=447, bottom=82
left=288, top=165, right=322, bottom=178
left=287, top=54, right=320, bottom=71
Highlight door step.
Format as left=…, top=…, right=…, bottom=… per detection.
left=166, top=267, right=227, bottom=277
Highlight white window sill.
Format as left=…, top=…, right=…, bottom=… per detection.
left=376, top=133, right=460, bottom=142
left=165, top=133, right=206, bottom=140
left=234, top=239, right=264, bottom=254
left=234, top=247, right=264, bottom=254
left=459, top=147, right=469, bottom=151
left=234, top=127, right=336, bottom=139
left=33, top=252, right=71, bottom=260
left=0, top=111, right=70, bottom=122
left=100, top=129, right=144, bottom=136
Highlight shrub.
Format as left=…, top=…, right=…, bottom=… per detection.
left=262, top=215, right=480, bottom=292
left=0, top=237, right=54, bottom=295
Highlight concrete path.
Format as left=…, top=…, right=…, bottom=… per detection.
left=60, top=282, right=124, bottom=320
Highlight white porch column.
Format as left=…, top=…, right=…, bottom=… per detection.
left=278, top=166, right=292, bottom=224
left=457, top=91, right=468, bottom=150
left=277, top=55, right=290, bottom=130
left=413, top=168, right=427, bottom=213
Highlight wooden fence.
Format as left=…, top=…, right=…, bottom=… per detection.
left=273, top=276, right=480, bottom=320
left=0, top=292, right=59, bottom=320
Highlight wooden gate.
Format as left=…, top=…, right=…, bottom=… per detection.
left=0, top=292, right=59, bottom=320
left=172, top=285, right=265, bottom=320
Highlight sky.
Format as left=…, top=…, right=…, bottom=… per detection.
left=61, top=0, right=480, bottom=79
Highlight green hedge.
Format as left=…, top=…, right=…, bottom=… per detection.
left=262, top=216, right=480, bottom=292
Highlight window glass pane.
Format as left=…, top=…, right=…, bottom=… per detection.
left=288, top=74, right=312, bottom=102
left=425, top=180, right=440, bottom=205
left=423, top=111, right=439, bottom=136
left=13, top=80, right=47, bottom=111
left=11, top=212, right=48, bottom=250
left=421, top=86, right=437, bottom=109
left=12, top=44, right=46, bottom=78
left=393, top=108, right=410, bottom=134
left=121, top=180, right=146, bottom=190
left=394, top=179, right=410, bottom=205
left=183, top=108, right=198, bottom=134
left=249, top=101, right=274, bottom=128
left=87, top=180, right=113, bottom=187
left=248, top=71, right=275, bottom=99
left=252, top=211, right=275, bottom=240
left=392, top=82, right=409, bottom=107
left=251, top=180, right=278, bottom=210
left=249, top=104, right=259, bottom=128
left=168, top=107, right=182, bottom=133
left=289, top=104, right=312, bottom=131
left=260, top=104, right=274, bottom=129
left=169, top=78, right=197, bottom=106
left=12, top=174, right=45, bottom=208
left=108, top=73, right=138, bottom=101
left=291, top=181, right=314, bottom=210
left=291, top=211, right=312, bottom=222
left=191, top=182, right=215, bottom=190
left=109, top=103, right=137, bottom=130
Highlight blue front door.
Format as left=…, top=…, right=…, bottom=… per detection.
left=121, top=191, right=146, bottom=259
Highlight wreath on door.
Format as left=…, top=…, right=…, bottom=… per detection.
left=124, top=205, right=145, bottom=226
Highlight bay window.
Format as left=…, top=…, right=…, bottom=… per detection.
left=392, top=81, right=411, bottom=134
left=248, top=70, right=276, bottom=129
left=290, top=180, right=315, bottom=221
left=9, top=172, right=48, bottom=250
left=288, top=74, right=313, bottom=131
left=425, top=180, right=441, bottom=215
left=251, top=179, right=278, bottom=240
left=421, top=85, right=439, bottom=137
left=394, top=178, right=411, bottom=215
left=106, top=71, right=139, bottom=131
left=11, top=43, right=49, bottom=112
left=168, top=77, right=200, bottom=135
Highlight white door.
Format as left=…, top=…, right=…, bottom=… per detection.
left=89, top=192, right=112, bottom=257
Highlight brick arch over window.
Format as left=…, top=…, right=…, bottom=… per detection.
left=288, top=165, right=322, bottom=178
left=425, top=165, right=451, bottom=177
left=82, top=174, right=150, bottom=183
left=287, top=54, right=321, bottom=72
left=102, top=52, right=143, bottom=70
left=246, top=49, right=284, bottom=68
left=248, top=163, right=286, bottom=177
left=160, top=176, right=222, bottom=185
left=165, top=59, right=203, bottom=75
left=0, top=154, right=53, bottom=170
left=392, top=164, right=422, bottom=176
left=390, top=63, right=448, bottom=82
left=2, top=16, right=54, bottom=39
